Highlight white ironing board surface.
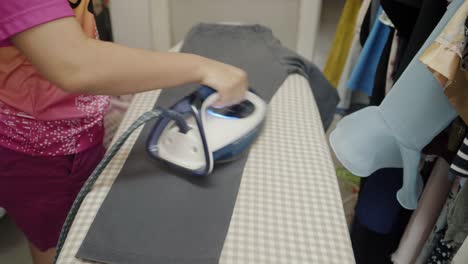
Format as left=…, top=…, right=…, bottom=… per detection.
left=56, top=44, right=354, bottom=264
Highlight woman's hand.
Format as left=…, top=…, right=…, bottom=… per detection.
left=199, top=58, right=248, bottom=107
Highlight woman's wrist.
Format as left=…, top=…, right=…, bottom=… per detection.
left=191, top=54, right=212, bottom=85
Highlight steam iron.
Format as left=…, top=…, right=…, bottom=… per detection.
left=147, top=86, right=267, bottom=176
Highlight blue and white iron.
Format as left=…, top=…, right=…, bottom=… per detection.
left=147, top=86, right=267, bottom=176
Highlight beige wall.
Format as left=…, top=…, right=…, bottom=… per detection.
left=169, top=0, right=300, bottom=51
left=110, top=0, right=301, bottom=51
left=109, top=0, right=153, bottom=49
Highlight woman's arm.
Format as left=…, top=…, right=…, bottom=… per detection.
left=11, top=17, right=247, bottom=107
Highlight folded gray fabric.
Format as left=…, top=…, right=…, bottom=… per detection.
left=445, top=182, right=468, bottom=245
left=76, top=24, right=336, bottom=264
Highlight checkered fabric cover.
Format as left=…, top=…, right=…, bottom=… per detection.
left=56, top=70, right=355, bottom=263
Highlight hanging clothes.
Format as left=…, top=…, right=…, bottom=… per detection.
left=370, top=27, right=395, bottom=106
left=417, top=171, right=466, bottom=264
left=351, top=217, right=407, bottom=264
left=350, top=161, right=436, bottom=264
left=323, top=0, right=363, bottom=87
left=447, top=118, right=467, bottom=153
left=385, top=31, right=400, bottom=94
left=360, top=4, right=371, bottom=46
left=421, top=118, right=464, bottom=165
left=336, top=41, right=359, bottom=112
left=451, top=135, right=468, bottom=177
left=395, top=0, right=422, bottom=8
left=391, top=158, right=452, bottom=264
left=424, top=196, right=461, bottom=264
left=380, top=0, right=419, bottom=40
left=444, top=180, right=468, bottom=245
left=347, top=7, right=392, bottom=96
left=425, top=232, right=459, bottom=264
left=394, top=0, right=448, bottom=80
left=354, top=168, right=410, bottom=234
left=381, top=0, right=447, bottom=81
left=420, top=1, right=468, bottom=124
left=414, top=177, right=462, bottom=264
left=420, top=5, right=467, bottom=86
left=370, top=0, right=381, bottom=28
left=330, top=0, right=462, bottom=210
left=444, top=66, right=468, bottom=124
left=360, top=0, right=383, bottom=45
left=336, top=0, right=373, bottom=112
left=452, top=234, right=468, bottom=264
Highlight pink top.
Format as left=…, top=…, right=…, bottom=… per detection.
left=0, top=0, right=110, bottom=156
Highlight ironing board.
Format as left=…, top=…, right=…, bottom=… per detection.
left=56, top=45, right=355, bottom=264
